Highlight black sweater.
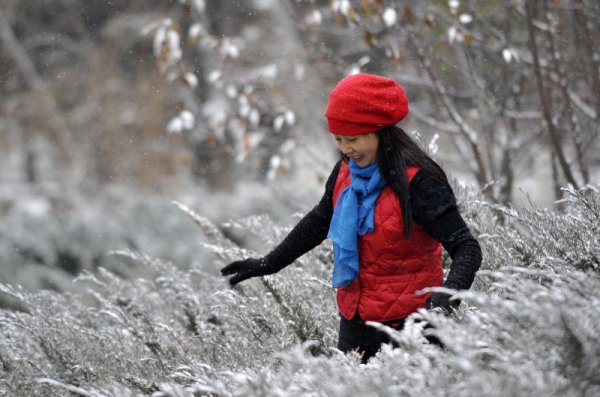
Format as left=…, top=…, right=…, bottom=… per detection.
left=264, top=160, right=482, bottom=290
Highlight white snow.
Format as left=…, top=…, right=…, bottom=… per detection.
left=382, top=8, right=398, bottom=28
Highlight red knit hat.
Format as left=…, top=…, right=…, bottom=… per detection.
left=325, top=73, right=409, bottom=135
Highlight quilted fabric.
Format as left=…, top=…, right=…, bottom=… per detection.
left=332, top=161, right=443, bottom=322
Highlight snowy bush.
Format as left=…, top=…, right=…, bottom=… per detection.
left=0, top=184, right=599, bottom=396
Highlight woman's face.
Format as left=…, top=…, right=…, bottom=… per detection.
left=333, top=133, right=379, bottom=167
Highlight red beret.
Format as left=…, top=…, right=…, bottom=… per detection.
left=325, top=73, right=409, bottom=135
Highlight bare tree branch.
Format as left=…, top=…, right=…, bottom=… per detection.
left=524, top=0, right=580, bottom=190
left=572, top=0, right=600, bottom=120
left=402, top=25, right=489, bottom=188
left=541, top=0, right=589, bottom=184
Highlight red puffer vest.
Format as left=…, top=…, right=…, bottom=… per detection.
left=333, top=161, right=443, bottom=322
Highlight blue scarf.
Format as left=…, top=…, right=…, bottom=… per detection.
left=327, top=160, right=386, bottom=288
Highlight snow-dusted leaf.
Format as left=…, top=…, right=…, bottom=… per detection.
left=305, top=10, right=323, bottom=26
left=207, top=70, right=222, bottom=83
left=273, top=115, right=285, bottom=132
left=167, top=116, right=184, bottom=134
left=449, top=0, right=460, bottom=15
left=459, top=13, right=473, bottom=24
left=248, top=108, right=260, bottom=127
left=502, top=48, right=519, bottom=63
left=180, top=110, right=195, bottom=130
left=188, top=23, right=203, bottom=40
left=220, top=38, right=239, bottom=59
left=448, top=25, right=458, bottom=43
left=382, top=8, right=397, bottom=27
left=192, top=0, right=205, bottom=13
left=153, top=20, right=182, bottom=73
left=225, top=85, right=238, bottom=98
left=284, top=110, right=295, bottom=126
left=183, top=72, right=199, bottom=88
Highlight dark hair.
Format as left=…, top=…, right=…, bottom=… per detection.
left=376, top=125, right=448, bottom=237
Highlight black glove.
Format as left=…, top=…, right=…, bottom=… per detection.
left=426, top=292, right=460, bottom=315
left=220, top=257, right=273, bottom=286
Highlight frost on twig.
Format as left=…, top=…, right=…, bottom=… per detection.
left=173, top=201, right=237, bottom=250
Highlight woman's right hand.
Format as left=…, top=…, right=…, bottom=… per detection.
left=220, top=258, right=271, bottom=286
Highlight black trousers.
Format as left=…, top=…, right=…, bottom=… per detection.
left=337, top=313, right=444, bottom=363
left=337, top=313, right=405, bottom=363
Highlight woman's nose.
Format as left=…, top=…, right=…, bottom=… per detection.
left=341, top=143, right=353, bottom=154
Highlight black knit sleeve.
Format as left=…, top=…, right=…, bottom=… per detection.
left=410, top=170, right=482, bottom=290
left=263, top=160, right=342, bottom=271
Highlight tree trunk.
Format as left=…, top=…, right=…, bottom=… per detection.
left=0, top=7, right=76, bottom=181
left=524, top=0, right=579, bottom=189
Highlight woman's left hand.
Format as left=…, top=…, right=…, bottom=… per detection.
left=426, top=292, right=460, bottom=314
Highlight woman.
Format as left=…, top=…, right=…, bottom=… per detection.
left=221, top=73, right=482, bottom=362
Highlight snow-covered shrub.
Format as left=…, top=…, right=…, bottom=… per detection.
left=0, top=194, right=203, bottom=294
left=0, top=177, right=318, bottom=295
left=0, top=184, right=599, bottom=396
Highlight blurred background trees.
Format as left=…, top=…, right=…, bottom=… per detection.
left=1, top=0, right=598, bottom=204
left=1, top=3, right=600, bottom=393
